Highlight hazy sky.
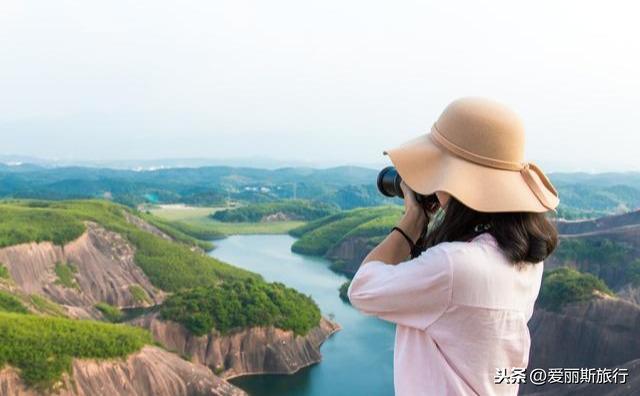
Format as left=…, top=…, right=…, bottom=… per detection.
left=1, top=1, right=639, bottom=171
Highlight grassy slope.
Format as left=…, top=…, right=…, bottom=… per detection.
left=0, top=200, right=257, bottom=291
left=0, top=203, right=86, bottom=248
left=0, top=290, right=29, bottom=313
left=0, top=277, right=69, bottom=317
left=0, top=312, right=152, bottom=388
left=139, top=213, right=218, bottom=250
left=290, top=206, right=403, bottom=256
left=297, top=208, right=624, bottom=311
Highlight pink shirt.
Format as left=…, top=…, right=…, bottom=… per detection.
left=348, top=232, right=543, bottom=396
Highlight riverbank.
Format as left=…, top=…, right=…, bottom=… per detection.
left=209, top=234, right=395, bottom=396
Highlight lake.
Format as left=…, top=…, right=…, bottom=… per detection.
left=208, top=234, right=396, bottom=396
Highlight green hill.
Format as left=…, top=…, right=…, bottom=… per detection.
left=0, top=164, right=385, bottom=208
left=211, top=199, right=338, bottom=222
left=552, top=238, right=640, bottom=289
left=2, top=164, right=640, bottom=216
left=0, top=311, right=152, bottom=388
left=160, top=278, right=320, bottom=336
left=538, top=267, right=614, bottom=311
left=290, top=206, right=403, bottom=256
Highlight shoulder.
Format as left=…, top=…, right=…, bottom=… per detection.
left=421, top=233, right=500, bottom=265
left=421, top=233, right=510, bottom=292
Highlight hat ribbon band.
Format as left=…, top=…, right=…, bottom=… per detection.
left=429, top=124, right=559, bottom=210
left=520, top=162, right=559, bottom=210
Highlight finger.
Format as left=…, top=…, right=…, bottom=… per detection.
left=399, top=181, right=412, bottom=199
left=400, top=181, right=418, bottom=205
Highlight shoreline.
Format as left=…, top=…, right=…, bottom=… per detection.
left=223, top=320, right=342, bottom=381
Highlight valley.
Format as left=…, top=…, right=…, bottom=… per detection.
left=0, top=200, right=337, bottom=395
left=1, top=169, right=640, bottom=395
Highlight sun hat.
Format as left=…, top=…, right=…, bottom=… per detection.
left=383, top=97, right=559, bottom=213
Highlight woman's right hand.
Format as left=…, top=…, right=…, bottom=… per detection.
left=400, top=181, right=440, bottom=217
left=400, top=181, right=422, bottom=214
left=398, top=181, right=428, bottom=243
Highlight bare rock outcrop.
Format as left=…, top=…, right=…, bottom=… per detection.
left=520, top=297, right=640, bottom=394
left=325, top=236, right=373, bottom=275
left=555, top=210, right=640, bottom=236
left=0, top=223, right=163, bottom=318
left=0, top=346, right=245, bottom=396
left=131, top=313, right=340, bottom=379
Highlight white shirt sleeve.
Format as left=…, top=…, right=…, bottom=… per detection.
left=347, top=245, right=453, bottom=330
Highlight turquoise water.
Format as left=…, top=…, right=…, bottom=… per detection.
left=208, top=234, right=396, bottom=396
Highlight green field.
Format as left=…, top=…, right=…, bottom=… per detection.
left=148, top=204, right=223, bottom=221
left=149, top=204, right=305, bottom=235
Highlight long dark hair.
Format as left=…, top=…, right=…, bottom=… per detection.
left=422, top=196, right=558, bottom=265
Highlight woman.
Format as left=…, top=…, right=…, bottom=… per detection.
left=348, top=97, right=559, bottom=396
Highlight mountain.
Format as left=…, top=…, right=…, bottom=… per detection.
left=547, top=210, right=640, bottom=303
left=550, top=172, right=640, bottom=189
left=0, top=154, right=385, bottom=170
left=551, top=172, right=640, bottom=218
left=521, top=296, right=640, bottom=395
left=1, top=164, right=639, bottom=214
left=0, top=164, right=384, bottom=208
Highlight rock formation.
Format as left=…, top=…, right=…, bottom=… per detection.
left=520, top=297, right=640, bottom=394
left=0, top=222, right=163, bottom=318
left=325, top=236, right=372, bottom=275
left=0, top=346, right=245, bottom=396
left=131, top=313, right=340, bottom=379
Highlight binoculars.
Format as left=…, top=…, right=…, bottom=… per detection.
left=377, top=166, right=439, bottom=208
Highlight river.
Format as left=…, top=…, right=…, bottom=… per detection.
left=208, top=234, right=395, bottom=396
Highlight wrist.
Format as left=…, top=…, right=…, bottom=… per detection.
left=398, top=210, right=427, bottom=242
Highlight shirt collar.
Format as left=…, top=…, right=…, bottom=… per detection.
left=470, top=232, right=498, bottom=247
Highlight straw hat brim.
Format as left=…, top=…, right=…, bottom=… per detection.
left=384, top=133, right=558, bottom=213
